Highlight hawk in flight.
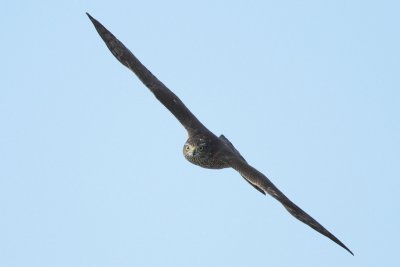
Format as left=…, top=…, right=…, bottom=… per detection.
left=87, top=13, right=353, bottom=255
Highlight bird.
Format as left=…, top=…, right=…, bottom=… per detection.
left=86, top=13, right=353, bottom=255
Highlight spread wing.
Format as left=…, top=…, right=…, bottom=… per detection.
left=87, top=13, right=208, bottom=135
left=227, top=156, right=353, bottom=255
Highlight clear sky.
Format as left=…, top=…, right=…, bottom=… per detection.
left=1, top=1, right=399, bottom=266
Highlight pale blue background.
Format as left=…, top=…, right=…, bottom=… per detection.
left=1, top=1, right=399, bottom=266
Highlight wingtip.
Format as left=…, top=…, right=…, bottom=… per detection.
left=86, top=12, right=95, bottom=22
left=341, top=243, right=354, bottom=256
left=86, top=12, right=103, bottom=32
left=335, top=237, right=354, bottom=256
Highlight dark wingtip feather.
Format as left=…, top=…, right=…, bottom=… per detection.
left=86, top=12, right=102, bottom=31
left=86, top=12, right=94, bottom=21
left=85, top=12, right=132, bottom=69
left=346, top=246, right=354, bottom=256
left=336, top=239, right=354, bottom=255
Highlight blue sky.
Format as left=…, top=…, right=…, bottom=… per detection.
left=1, top=1, right=399, bottom=266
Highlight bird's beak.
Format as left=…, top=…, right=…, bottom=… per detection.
left=190, top=147, right=197, bottom=157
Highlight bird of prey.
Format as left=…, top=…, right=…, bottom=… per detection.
left=87, top=13, right=353, bottom=255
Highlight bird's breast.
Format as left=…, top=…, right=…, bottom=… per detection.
left=184, top=154, right=229, bottom=169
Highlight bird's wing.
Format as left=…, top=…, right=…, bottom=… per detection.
left=87, top=13, right=208, bottom=135
left=219, top=135, right=266, bottom=194
left=227, top=156, right=353, bottom=255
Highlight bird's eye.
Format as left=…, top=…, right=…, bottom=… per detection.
left=198, top=145, right=204, bottom=151
left=185, top=145, right=190, bottom=151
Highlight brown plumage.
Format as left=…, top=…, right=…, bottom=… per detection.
left=87, top=13, right=353, bottom=255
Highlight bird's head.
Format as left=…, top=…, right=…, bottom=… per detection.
left=183, top=139, right=208, bottom=159
left=182, top=136, right=227, bottom=169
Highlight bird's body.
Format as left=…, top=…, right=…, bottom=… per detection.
left=87, top=13, right=353, bottom=255
left=184, top=134, right=235, bottom=169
